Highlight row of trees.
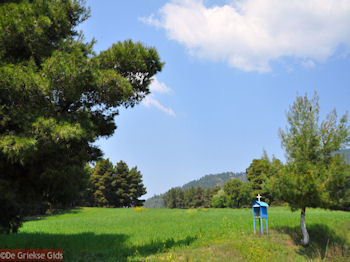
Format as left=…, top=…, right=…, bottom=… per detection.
left=212, top=179, right=253, bottom=208
left=162, top=148, right=349, bottom=210
left=162, top=154, right=283, bottom=209
left=0, top=0, right=162, bottom=233
left=86, top=159, right=146, bottom=208
left=163, top=186, right=220, bottom=208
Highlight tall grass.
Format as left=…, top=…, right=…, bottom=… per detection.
left=0, top=207, right=349, bottom=261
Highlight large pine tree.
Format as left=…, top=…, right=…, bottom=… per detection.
left=0, top=0, right=162, bottom=233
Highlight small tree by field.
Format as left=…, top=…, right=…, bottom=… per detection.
left=267, top=93, right=349, bottom=246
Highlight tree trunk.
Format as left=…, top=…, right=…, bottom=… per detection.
left=300, top=207, right=309, bottom=246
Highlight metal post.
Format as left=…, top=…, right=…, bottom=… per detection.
left=260, top=217, right=263, bottom=234
left=253, top=209, right=256, bottom=233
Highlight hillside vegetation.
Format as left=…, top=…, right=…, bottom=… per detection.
left=144, top=172, right=247, bottom=208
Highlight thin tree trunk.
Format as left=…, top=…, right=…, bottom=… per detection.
left=300, top=207, right=309, bottom=246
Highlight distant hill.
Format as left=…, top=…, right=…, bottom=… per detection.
left=143, top=171, right=247, bottom=208
left=181, top=172, right=247, bottom=190
left=142, top=194, right=164, bottom=209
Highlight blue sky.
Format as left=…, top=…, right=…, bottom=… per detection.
left=78, top=0, right=350, bottom=198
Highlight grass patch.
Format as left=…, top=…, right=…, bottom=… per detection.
left=0, top=207, right=349, bottom=261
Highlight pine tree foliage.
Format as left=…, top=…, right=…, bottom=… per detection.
left=163, top=186, right=220, bottom=209
left=223, top=178, right=243, bottom=208
left=267, top=93, right=349, bottom=245
left=88, top=159, right=146, bottom=208
left=0, top=0, right=162, bottom=233
left=247, top=155, right=283, bottom=204
left=270, top=93, right=349, bottom=210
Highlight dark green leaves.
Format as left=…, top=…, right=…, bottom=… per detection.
left=0, top=0, right=89, bottom=64
left=99, top=40, right=164, bottom=105
left=88, top=159, right=147, bottom=208
left=0, top=0, right=162, bottom=233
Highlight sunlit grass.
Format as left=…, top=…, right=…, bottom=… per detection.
left=0, top=207, right=349, bottom=261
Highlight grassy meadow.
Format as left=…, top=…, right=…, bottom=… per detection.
left=0, top=207, right=349, bottom=261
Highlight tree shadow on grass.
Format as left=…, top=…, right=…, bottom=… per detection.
left=274, top=224, right=349, bottom=260
left=0, top=232, right=197, bottom=262
left=24, top=207, right=84, bottom=222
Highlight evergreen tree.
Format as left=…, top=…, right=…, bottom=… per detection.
left=124, top=164, right=147, bottom=207
left=90, top=159, right=114, bottom=207
left=175, top=188, right=185, bottom=208
left=89, top=159, right=146, bottom=208
left=184, top=187, right=196, bottom=208
left=247, top=154, right=283, bottom=204
left=0, top=0, right=162, bottom=233
left=204, top=186, right=220, bottom=207
left=223, top=179, right=243, bottom=208
left=193, top=187, right=204, bottom=207
left=113, top=161, right=130, bottom=207
left=268, top=93, right=349, bottom=246
left=325, top=157, right=350, bottom=211
left=239, top=182, right=254, bottom=207
left=246, top=158, right=271, bottom=195
left=163, top=188, right=178, bottom=208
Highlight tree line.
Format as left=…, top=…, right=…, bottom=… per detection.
left=163, top=186, right=220, bottom=208
left=162, top=153, right=284, bottom=209
left=163, top=142, right=349, bottom=214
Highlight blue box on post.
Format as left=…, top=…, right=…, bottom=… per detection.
left=252, top=194, right=269, bottom=234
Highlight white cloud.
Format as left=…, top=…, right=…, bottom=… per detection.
left=149, top=77, right=173, bottom=94
left=139, top=14, right=162, bottom=27
left=142, top=96, right=176, bottom=116
left=143, top=0, right=350, bottom=72
left=301, top=59, right=316, bottom=69
left=142, top=77, right=175, bottom=116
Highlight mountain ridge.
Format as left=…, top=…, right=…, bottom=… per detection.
left=144, top=171, right=247, bottom=208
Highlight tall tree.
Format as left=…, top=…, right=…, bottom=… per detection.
left=0, top=0, right=162, bottom=233
left=90, top=159, right=114, bottom=207
left=238, top=182, right=254, bottom=207
left=247, top=154, right=283, bottom=204
left=203, top=186, right=220, bottom=207
left=223, top=178, right=243, bottom=208
left=163, top=188, right=178, bottom=208
left=268, top=93, right=349, bottom=246
left=184, top=187, right=196, bottom=208
left=115, top=161, right=146, bottom=207
left=175, top=188, right=185, bottom=209
left=246, top=158, right=271, bottom=196
left=89, top=159, right=146, bottom=208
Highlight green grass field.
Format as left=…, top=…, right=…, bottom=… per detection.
left=0, top=207, right=349, bottom=261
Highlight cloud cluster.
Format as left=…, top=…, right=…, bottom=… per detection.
left=142, top=77, right=175, bottom=116
left=142, top=0, right=350, bottom=72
